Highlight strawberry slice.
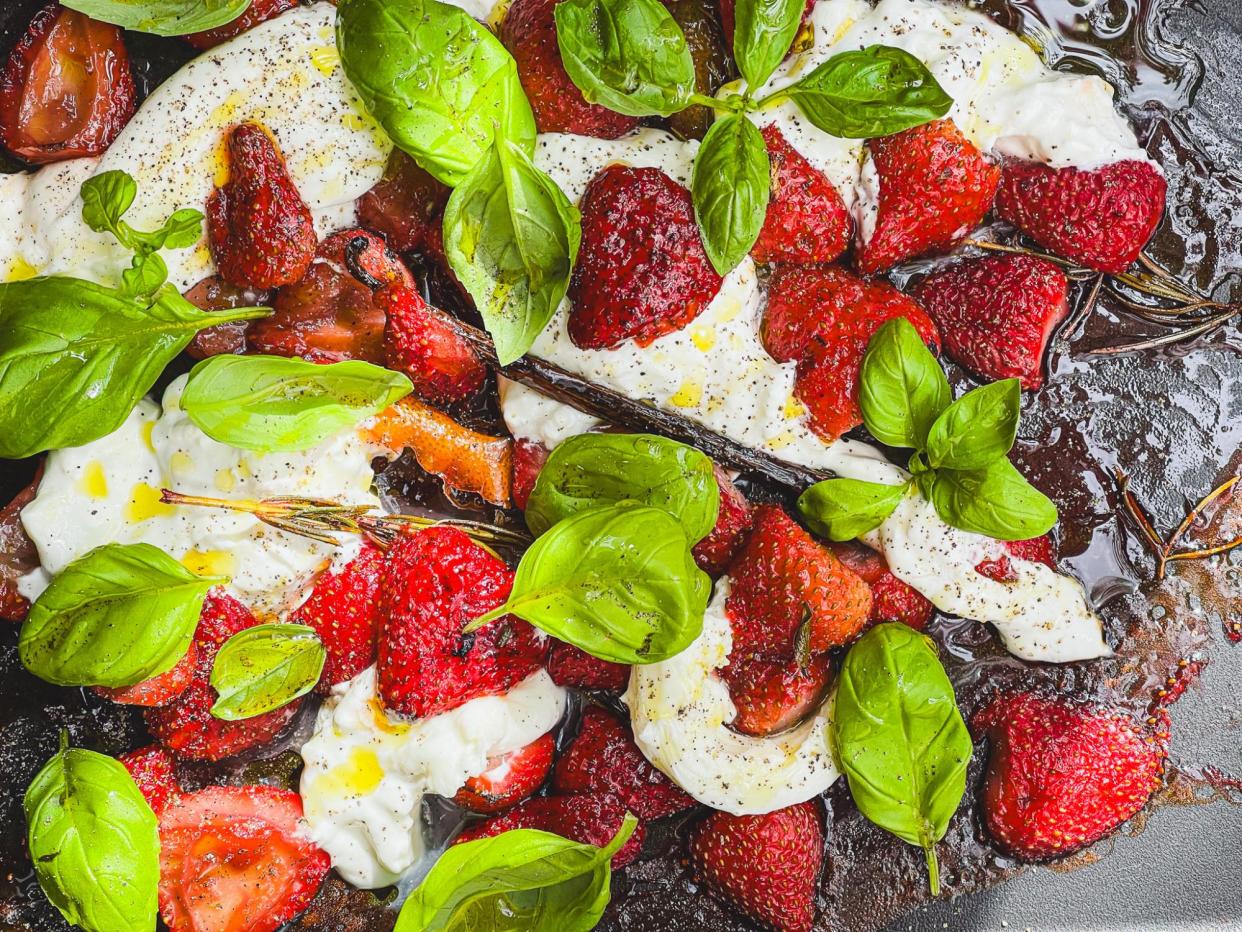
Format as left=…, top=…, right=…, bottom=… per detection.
left=974, top=535, right=1056, bottom=583
left=184, top=0, right=299, bottom=49
left=720, top=653, right=833, bottom=737
left=94, top=641, right=198, bottom=707
left=357, top=149, right=450, bottom=254
left=568, top=165, right=723, bottom=350
left=453, top=732, right=556, bottom=814
left=751, top=124, right=851, bottom=265
left=855, top=119, right=1000, bottom=275
left=690, top=802, right=823, bottom=932
left=0, top=469, right=42, bottom=622
left=119, top=745, right=181, bottom=815
left=378, top=283, right=486, bottom=405
left=511, top=438, right=550, bottom=512
left=692, top=465, right=754, bottom=577
left=828, top=541, right=933, bottom=632
left=158, top=784, right=330, bottom=932
left=546, top=641, right=630, bottom=691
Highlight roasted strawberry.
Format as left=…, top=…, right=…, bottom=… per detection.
left=145, top=590, right=302, bottom=761
left=511, top=438, right=550, bottom=511
left=692, top=465, right=755, bottom=577
left=357, top=150, right=450, bottom=254
left=318, top=228, right=414, bottom=289
left=377, top=526, right=546, bottom=718
left=855, top=119, right=1000, bottom=275
left=453, top=732, right=556, bottom=814
left=751, top=124, right=851, bottom=265
left=569, top=165, right=723, bottom=350
left=94, top=642, right=198, bottom=707
left=553, top=706, right=695, bottom=819
left=0, top=4, right=134, bottom=164
left=974, top=535, right=1056, bottom=583
left=158, top=784, right=330, bottom=932
left=0, top=470, right=41, bottom=622
left=207, top=122, right=316, bottom=290
left=722, top=653, right=832, bottom=737
left=378, top=284, right=486, bottom=405
left=975, top=691, right=1167, bottom=861
left=500, top=0, right=638, bottom=138
left=252, top=264, right=384, bottom=363
left=454, top=793, right=645, bottom=868
left=690, top=802, right=822, bottom=932
left=547, top=641, right=631, bottom=691
left=828, top=541, right=933, bottom=631
left=184, top=0, right=298, bottom=49
left=996, top=159, right=1167, bottom=274
left=119, top=745, right=181, bottom=815
left=183, top=276, right=273, bottom=359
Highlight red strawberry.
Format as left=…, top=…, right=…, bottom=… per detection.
left=500, top=0, right=638, bottom=138
left=725, top=504, right=872, bottom=658
left=356, top=150, right=450, bottom=255
left=975, top=691, right=1167, bottom=861
left=0, top=469, right=41, bottom=622
left=692, top=465, right=755, bottom=577
left=996, top=159, right=1167, bottom=274
left=207, top=122, right=316, bottom=290
left=828, top=541, right=933, bottom=631
left=719, top=653, right=833, bottom=737
left=974, top=534, right=1056, bottom=583
left=690, top=802, right=823, bottom=932
left=751, top=124, right=851, bottom=265
left=183, top=0, right=298, bottom=49
left=511, top=438, right=550, bottom=511
left=145, top=590, right=302, bottom=761
left=546, top=641, right=631, bottom=691
left=94, top=641, right=198, bottom=707
left=158, top=784, right=330, bottom=932
left=454, top=732, right=556, bottom=814
left=553, top=706, right=695, bottom=820
left=317, top=228, right=415, bottom=289
left=568, top=165, right=723, bottom=350
left=378, top=283, right=486, bottom=405
left=119, top=745, right=181, bottom=815
left=855, top=119, right=1000, bottom=275
left=454, top=793, right=645, bottom=868
left=377, top=526, right=546, bottom=718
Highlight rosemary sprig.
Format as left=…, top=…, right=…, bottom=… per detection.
left=1113, top=470, right=1242, bottom=580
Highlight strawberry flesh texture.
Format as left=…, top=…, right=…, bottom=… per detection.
left=547, top=641, right=631, bottom=691
left=828, top=541, right=933, bottom=631
left=975, top=534, right=1056, bottom=583
left=183, top=0, right=298, bottom=49
left=95, top=641, right=198, bottom=707
left=692, top=465, right=755, bottom=577
left=454, top=731, right=556, bottom=814
left=0, top=469, right=42, bottom=622
left=511, top=438, right=550, bottom=512
left=119, top=745, right=181, bottom=815
left=569, top=165, right=723, bottom=350
left=357, top=149, right=450, bottom=254
left=251, top=263, right=383, bottom=363
left=379, top=283, right=486, bottom=405
left=719, top=652, right=833, bottom=737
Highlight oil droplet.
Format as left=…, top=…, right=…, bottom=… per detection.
left=141, top=420, right=157, bottom=453
left=180, top=549, right=236, bottom=579
left=690, top=326, right=717, bottom=352
left=319, top=747, right=385, bottom=798
left=77, top=462, right=108, bottom=499
left=4, top=256, right=38, bottom=282
left=126, top=483, right=175, bottom=523
left=170, top=451, right=193, bottom=474
left=669, top=380, right=703, bottom=408
left=309, top=45, right=340, bottom=76
left=214, top=468, right=236, bottom=493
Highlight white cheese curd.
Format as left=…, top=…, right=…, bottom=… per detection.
left=498, top=378, right=604, bottom=449
left=0, top=3, right=390, bottom=291
left=300, top=667, right=567, bottom=889
left=625, top=579, right=840, bottom=815
left=18, top=375, right=378, bottom=616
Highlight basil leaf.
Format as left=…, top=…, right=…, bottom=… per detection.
left=691, top=114, right=770, bottom=276
left=925, top=378, right=1020, bottom=471
left=554, top=0, right=697, bottom=117
left=59, top=0, right=251, bottom=36
left=925, top=457, right=1058, bottom=541
left=471, top=502, right=709, bottom=664
left=732, top=0, right=805, bottom=89
left=337, top=0, right=536, bottom=186
left=181, top=354, right=412, bottom=453
left=120, top=253, right=169, bottom=299
left=443, top=136, right=580, bottom=365
left=859, top=316, right=950, bottom=450
left=831, top=623, right=972, bottom=896
left=526, top=433, right=719, bottom=542
left=797, top=478, right=909, bottom=541
left=398, top=816, right=637, bottom=931
left=20, top=543, right=222, bottom=688
left=80, top=170, right=136, bottom=242
left=783, top=45, right=953, bottom=139
left=210, top=623, right=325, bottom=721
left=25, top=741, right=159, bottom=932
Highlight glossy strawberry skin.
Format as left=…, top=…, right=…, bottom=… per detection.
left=94, top=641, right=198, bottom=707
left=720, top=653, right=833, bottom=737
left=568, top=166, right=723, bottom=350
left=453, top=732, right=556, bottom=814
left=828, top=541, right=933, bottom=632
left=692, top=465, right=755, bottom=577
left=0, top=470, right=43, bottom=622
left=357, top=150, right=451, bottom=254
left=975, top=535, right=1056, bottom=583
left=183, top=0, right=298, bottom=49
left=379, top=284, right=486, bottom=405
left=119, top=745, right=181, bottom=815
left=251, top=263, right=384, bottom=363
left=511, top=438, right=550, bottom=512
left=546, top=641, right=631, bottom=691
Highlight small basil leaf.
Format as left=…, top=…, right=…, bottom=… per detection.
left=859, top=316, right=949, bottom=450
left=80, top=170, right=136, bottom=244
left=131, top=208, right=206, bottom=254
left=925, top=458, right=1058, bottom=541
left=925, top=378, right=1020, bottom=471
left=19, top=543, right=221, bottom=688
left=397, top=816, right=637, bottom=931
left=797, top=478, right=909, bottom=541
left=60, top=0, right=251, bottom=36
left=181, top=354, right=412, bottom=453
left=784, top=45, right=953, bottom=139
left=554, top=0, right=697, bottom=117
left=210, top=623, right=325, bottom=721
left=691, top=114, right=770, bottom=276
left=337, top=0, right=536, bottom=186
left=471, top=502, right=709, bottom=664
left=526, top=433, right=719, bottom=542
left=831, top=623, right=972, bottom=896
left=25, top=742, right=159, bottom=932
left=443, top=136, right=580, bottom=365
left=732, top=0, right=805, bottom=89
left=120, top=253, right=169, bottom=299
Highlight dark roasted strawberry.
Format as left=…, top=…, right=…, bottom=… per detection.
left=568, top=165, right=723, bottom=349
left=183, top=0, right=298, bottom=49
left=251, top=264, right=384, bottom=364
left=356, top=149, right=450, bottom=254
left=119, top=745, right=181, bottom=815
left=692, top=465, right=754, bottom=577
left=547, top=641, right=631, bottom=691
left=183, top=276, right=273, bottom=359
left=207, top=122, right=316, bottom=290
left=974, top=535, right=1056, bottom=583
left=975, top=691, right=1167, bottom=861
left=720, top=653, right=832, bottom=737
left=855, top=119, right=1000, bottom=275
left=454, top=732, right=557, bottom=814
left=751, top=124, right=851, bottom=265
left=828, top=541, right=933, bottom=631
left=377, top=526, right=546, bottom=718
left=553, top=706, right=695, bottom=819
left=690, top=802, right=822, bottom=932
left=378, top=284, right=486, bottom=405
left=94, top=642, right=198, bottom=707
left=0, top=469, right=41, bottom=622
left=996, top=158, right=1167, bottom=274
left=318, top=228, right=414, bottom=289
left=511, top=438, right=550, bottom=511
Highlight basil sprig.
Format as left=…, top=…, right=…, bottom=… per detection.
left=209, top=623, right=325, bottom=721
left=20, top=543, right=222, bottom=688
left=60, top=0, right=251, bottom=36
left=831, top=623, right=972, bottom=896
left=25, top=737, right=160, bottom=932
left=397, top=816, right=637, bottom=931
left=797, top=318, right=1057, bottom=542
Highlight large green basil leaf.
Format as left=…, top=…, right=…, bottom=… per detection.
left=732, top=0, right=805, bottom=89
left=797, top=478, right=909, bottom=541
left=181, top=355, right=412, bottom=453
left=525, top=433, right=719, bottom=541
left=554, top=0, right=697, bottom=117
left=443, top=136, right=580, bottom=365
left=20, top=543, right=221, bottom=688
left=691, top=114, right=770, bottom=276
left=210, top=623, right=325, bottom=721
left=831, top=623, right=971, bottom=896
left=923, top=457, right=1057, bottom=541
left=858, top=316, right=950, bottom=450
left=337, top=0, right=536, bottom=186
left=783, top=45, right=953, bottom=138
left=397, top=816, right=637, bottom=931
left=25, top=741, right=159, bottom=932
left=470, top=502, right=709, bottom=664
left=924, top=378, right=1020, bottom=471
left=60, top=0, right=250, bottom=35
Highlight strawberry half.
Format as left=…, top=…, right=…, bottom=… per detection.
left=692, top=465, right=755, bottom=578
left=828, top=541, right=933, bottom=632
left=94, top=641, right=198, bottom=707
left=974, top=535, right=1056, bottom=583
left=719, top=652, right=833, bottom=737
left=511, top=437, right=550, bottom=512
left=356, top=149, right=450, bottom=254
left=0, top=469, right=41, bottom=622
left=453, top=732, right=556, bottom=814
left=183, top=0, right=297, bottom=49
left=546, top=641, right=631, bottom=691
left=378, top=283, right=486, bottom=405
left=119, top=745, right=181, bottom=815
